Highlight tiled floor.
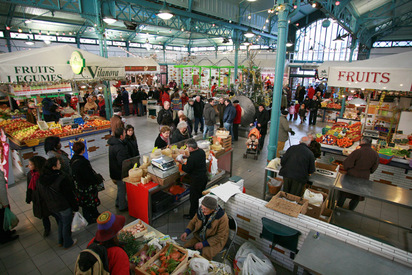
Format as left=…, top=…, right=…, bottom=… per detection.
left=2, top=114, right=409, bottom=274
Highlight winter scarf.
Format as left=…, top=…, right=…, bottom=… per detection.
left=28, top=170, right=40, bottom=190
left=198, top=205, right=222, bottom=241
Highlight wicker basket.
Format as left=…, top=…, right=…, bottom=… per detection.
left=216, top=128, right=230, bottom=139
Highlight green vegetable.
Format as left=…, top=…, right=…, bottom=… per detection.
left=167, top=259, right=180, bottom=273
left=165, top=244, right=174, bottom=257
left=118, top=231, right=145, bottom=258
left=147, top=244, right=156, bottom=257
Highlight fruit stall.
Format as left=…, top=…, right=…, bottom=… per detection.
left=1, top=117, right=111, bottom=176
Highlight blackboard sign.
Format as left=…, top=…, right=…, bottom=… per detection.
left=71, top=123, right=79, bottom=129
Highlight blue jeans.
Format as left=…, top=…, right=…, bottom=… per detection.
left=194, top=117, right=204, bottom=134
left=203, top=125, right=214, bottom=139
left=115, top=180, right=127, bottom=210
left=137, top=102, right=144, bottom=116
left=55, top=208, right=73, bottom=248
left=224, top=122, right=234, bottom=138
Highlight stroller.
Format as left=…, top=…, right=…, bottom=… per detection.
left=243, top=127, right=261, bottom=160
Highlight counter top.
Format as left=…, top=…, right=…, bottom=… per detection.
left=335, top=174, right=412, bottom=208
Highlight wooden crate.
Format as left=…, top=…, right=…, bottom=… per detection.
left=265, top=191, right=308, bottom=218
left=135, top=243, right=188, bottom=275
left=148, top=171, right=180, bottom=186
left=220, top=136, right=232, bottom=149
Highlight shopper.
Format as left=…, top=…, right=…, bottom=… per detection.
left=44, top=136, right=71, bottom=176
left=26, top=156, right=57, bottom=237
left=296, top=84, right=305, bottom=103
left=308, top=95, right=321, bottom=125
left=70, top=141, right=101, bottom=224
left=307, top=132, right=321, bottom=158
left=277, top=110, right=295, bottom=157
left=121, top=87, right=130, bottom=116
left=223, top=99, right=236, bottom=139
left=183, top=98, right=195, bottom=134
left=232, top=100, right=242, bottom=141
left=193, top=96, right=205, bottom=135
left=112, top=90, right=122, bottom=108
left=37, top=157, right=78, bottom=248
left=157, top=101, right=174, bottom=130
left=178, top=114, right=192, bottom=134
left=108, top=127, right=130, bottom=212
left=153, top=88, right=161, bottom=103
left=211, top=83, right=218, bottom=96
left=203, top=98, right=216, bottom=140
left=125, top=125, right=140, bottom=158
left=171, top=92, right=183, bottom=111
left=251, top=104, right=269, bottom=151
left=176, top=139, right=207, bottom=219
left=84, top=211, right=129, bottom=274
left=337, top=137, right=379, bottom=210
left=180, top=90, right=189, bottom=107
left=279, top=137, right=316, bottom=196
left=171, top=122, right=191, bottom=144
left=299, top=103, right=307, bottom=123
left=180, top=196, right=229, bottom=260
left=0, top=170, right=19, bottom=244
left=308, top=85, right=316, bottom=99
left=154, top=126, right=171, bottom=149
left=84, top=96, right=98, bottom=114
left=131, top=89, right=139, bottom=116
left=110, top=108, right=125, bottom=136
left=161, top=89, right=171, bottom=105
left=137, top=88, right=148, bottom=116
left=217, top=97, right=226, bottom=128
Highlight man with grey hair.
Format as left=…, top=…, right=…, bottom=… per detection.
left=338, top=136, right=379, bottom=210
left=307, top=131, right=321, bottom=158
left=110, top=108, right=124, bottom=136
left=176, top=138, right=207, bottom=219
left=171, top=121, right=191, bottom=144
left=279, top=136, right=316, bottom=196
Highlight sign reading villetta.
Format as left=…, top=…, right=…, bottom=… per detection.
left=125, top=66, right=157, bottom=72
left=328, top=67, right=412, bottom=92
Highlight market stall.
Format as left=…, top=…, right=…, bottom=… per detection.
left=0, top=45, right=124, bottom=180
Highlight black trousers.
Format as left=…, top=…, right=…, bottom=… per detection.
left=283, top=178, right=305, bottom=196
left=82, top=206, right=100, bottom=224
left=309, top=110, right=318, bottom=125
left=233, top=124, right=239, bottom=141
left=189, top=179, right=207, bottom=218
left=258, top=134, right=266, bottom=151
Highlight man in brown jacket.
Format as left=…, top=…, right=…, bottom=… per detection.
left=338, top=137, right=379, bottom=210
left=180, top=196, right=229, bottom=260
left=110, top=108, right=124, bottom=136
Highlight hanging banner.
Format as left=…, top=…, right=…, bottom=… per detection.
left=328, top=67, right=412, bottom=92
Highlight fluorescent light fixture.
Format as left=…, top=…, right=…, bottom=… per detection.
left=157, top=1, right=174, bottom=20
left=349, top=98, right=367, bottom=105
left=247, top=0, right=257, bottom=2
left=286, top=41, right=293, bottom=47
left=25, top=40, right=34, bottom=45
left=25, top=19, right=32, bottom=24
left=103, top=17, right=117, bottom=24
left=44, top=40, right=51, bottom=45
left=244, top=28, right=255, bottom=38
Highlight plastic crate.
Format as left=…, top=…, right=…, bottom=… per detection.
left=379, top=154, right=393, bottom=164
left=37, top=121, right=49, bottom=130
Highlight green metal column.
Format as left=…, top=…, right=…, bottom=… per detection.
left=218, top=69, right=221, bottom=87
left=181, top=68, right=184, bottom=89
left=103, top=86, right=111, bottom=120
left=199, top=67, right=202, bottom=87
left=349, top=38, right=357, bottom=62
left=267, top=1, right=291, bottom=162
left=234, top=33, right=240, bottom=80
left=209, top=68, right=212, bottom=89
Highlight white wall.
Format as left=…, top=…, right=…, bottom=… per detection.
left=369, top=47, right=412, bottom=59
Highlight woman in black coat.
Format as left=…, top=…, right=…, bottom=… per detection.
left=155, top=126, right=171, bottom=149
left=125, top=125, right=140, bottom=157
left=70, top=141, right=100, bottom=224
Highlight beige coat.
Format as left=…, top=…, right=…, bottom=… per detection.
left=184, top=209, right=229, bottom=260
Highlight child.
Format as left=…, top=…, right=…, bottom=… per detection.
left=299, top=103, right=307, bottom=124
left=26, top=156, right=57, bottom=237
left=294, top=101, right=300, bottom=120
left=246, top=134, right=259, bottom=151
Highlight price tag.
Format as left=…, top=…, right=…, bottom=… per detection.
left=71, top=123, right=79, bottom=129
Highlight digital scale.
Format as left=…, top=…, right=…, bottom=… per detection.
left=151, top=155, right=176, bottom=171
left=363, top=129, right=379, bottom=138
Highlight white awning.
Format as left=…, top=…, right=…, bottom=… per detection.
left=108, top=56, right=160, bottom=74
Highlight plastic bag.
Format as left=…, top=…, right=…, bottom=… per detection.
left=209, top=261, right=233, bottom=274
left=189, top=257, right=210, bottom=275
left=71, top=212, right=88, bottom=232
left=303, top=189, right=324, bottom=206
left=267, top=176, right=282, bottom=187
left=242, top=253, right=276, bottom=275
left=3, top=207, right=19, bottom=231
left=234, top=242, right=267, bottom=271
left=209, top=154, right=218, bottom=176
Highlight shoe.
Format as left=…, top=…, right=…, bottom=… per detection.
left=119, top=207, right=128, bottom=212
left=183, top=214, right=192, bottom=220
left=65, top=238, right=78, bottom=249
left=43, top=229, right=50, bottom=237
left=115, top=204, right=119, bottom=208
left=7, top=230, right=16, bottom=236
left=0, top=235, right=19, bottom=244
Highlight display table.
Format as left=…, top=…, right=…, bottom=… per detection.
left=126, top=149, right=233, bottom=224
left=124, top=218, right=164, bottom=239
left=293, top=230, right=411, bottom=275
left=9, top=128, right=111, bottom=174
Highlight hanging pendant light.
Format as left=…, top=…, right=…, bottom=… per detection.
left=103, top=16, right=117, bottom=24
left=157, top=1, right=174, bottom=20
left=244, top=28, right=255, bottom=38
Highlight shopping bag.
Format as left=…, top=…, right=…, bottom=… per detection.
left=242, top=253, right=276, bottom=275
left=234, top=242, right=267, bottom=271
left=3, top=207, right=19, bottom=231
left=189, top=258, right=209, bottom=275
left=71, top=212, right=88, bottom=232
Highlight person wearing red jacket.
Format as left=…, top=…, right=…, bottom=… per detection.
left=233, top=100, right=242, bottom=141
left=161, top=89, right=171, bottom=106
left=307, top=86, right=315, bottom=99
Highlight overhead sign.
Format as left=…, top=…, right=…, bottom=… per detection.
left=328, top=67, right=412, bottom=91
left=70, top=51, right=86, bottom=74
left=125, top=66, right=157, bottom=72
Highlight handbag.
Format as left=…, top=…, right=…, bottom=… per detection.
left=93, top=170, right=105, bottom=192
left=3, top=207, right=19, bottom=231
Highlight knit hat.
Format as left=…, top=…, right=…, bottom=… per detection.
left=95, top=211, right=125, bottom=242
left=233, top=100, right=239, bottom=103
left=202, top=196, right=218, bottom=210
left=281, top=109, right=289, bottom=116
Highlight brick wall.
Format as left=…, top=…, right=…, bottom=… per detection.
left=223, top=193, right=412, bottom=272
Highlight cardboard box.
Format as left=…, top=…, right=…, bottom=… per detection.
left=148, top=171, right=180, bottom=186
left=319, top=208, right=333, bottom=223
left=310, top=185, right=330, bottom=195
left=265, top=191, right=309, bottom=218
left=315, top=162, right=339, bottom=178
left=135, top=243, right=188, bottom=275
left=304, top=188, right=329, bottom=219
